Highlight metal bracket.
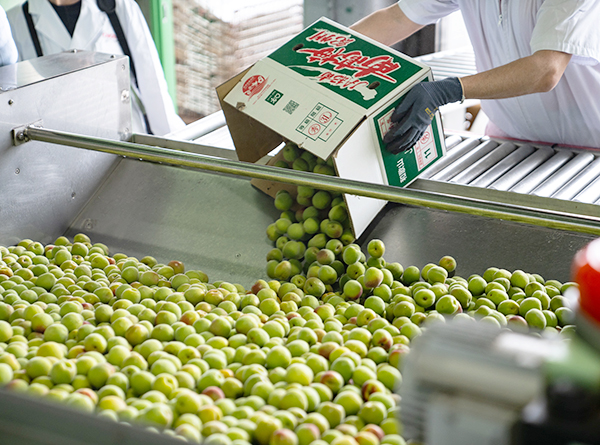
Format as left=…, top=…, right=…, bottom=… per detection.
left=12, top=120, right=43, bottom=146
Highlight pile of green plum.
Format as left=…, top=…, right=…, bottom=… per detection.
left=266, top=143, right=577, bottom=335
left=0, top=234, right=407, bottom=445
left=0, top=145, right=578, bottom=445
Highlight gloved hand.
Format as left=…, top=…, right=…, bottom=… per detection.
left=383, top=77, right=463, bottom=154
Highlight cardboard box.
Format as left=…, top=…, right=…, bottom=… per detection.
left=217, top=17, right=446, bottom=238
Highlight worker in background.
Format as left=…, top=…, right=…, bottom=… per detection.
left=351, top=1, right=600, bottom=154
left=0, top=6, right=18, bottom=66
left=7, top=0, right=185, bottom=136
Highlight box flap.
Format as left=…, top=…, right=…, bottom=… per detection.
left=217, top=69, right=284, bottom=163
left=370, top=76, right=447, bottom=187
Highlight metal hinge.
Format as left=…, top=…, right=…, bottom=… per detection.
left=11, top=120, right=43, bottom=146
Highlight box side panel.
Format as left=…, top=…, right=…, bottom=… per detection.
left=334, top=122, right=387, bottom=238
left=223, top=58, right=365, bottom=160
left=217, top=69, right=285, bottom=162
left=371, top=78, right=447, bottom=188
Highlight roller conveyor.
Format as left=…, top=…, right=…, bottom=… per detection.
left=531, top=152, right=596, bottom=198
left=469, top=144, right=536, bottom=188
left=510, top=150, right=573, bottom=194
left=449, top=142, right=517, bottom=185
left=488, top=147, right=555, bottom=191
left=416, top=133, right=600, bottom=206
left=575, top=175, right=600, bottom=205
left=430, top=139, right=500, bottom=181
left=553, top=157, right=600, bottom=201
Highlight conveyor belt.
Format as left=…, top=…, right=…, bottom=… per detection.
left=419, top=136, right=600, bottom=205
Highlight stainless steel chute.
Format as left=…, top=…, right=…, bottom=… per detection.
left=1, top=51, right=598, bottom=288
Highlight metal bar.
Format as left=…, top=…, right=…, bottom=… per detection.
left=450, top=142, right=517, bottom=185
left=20, top=125, right=600, bottom=235
left=532, top=152, right=596, bottom=198
left=554, top=156, right=600, bottom=200
left=510, top=150, right=573, bottom=194
left=489, top=147, right=554, bottom=191
left=469, top=144, right=536, bottom=189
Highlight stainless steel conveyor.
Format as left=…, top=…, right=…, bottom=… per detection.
left=1, top=51, right=598, bottom=290
left=2, top=48, right=599, bottom=445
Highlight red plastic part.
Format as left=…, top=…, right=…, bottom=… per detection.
left=573, top=238, right=600, bottom=324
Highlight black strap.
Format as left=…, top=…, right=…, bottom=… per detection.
left=96, top=0, right=138, bottom=86
left=97, top=0, right=152, bottom=134
left=23, top=2, right=44, bottom=57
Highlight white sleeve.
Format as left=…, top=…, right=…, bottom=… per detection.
left=0, top=6, right=18, bottom=66
left=531, top=0, right=600, bottom=65
left=397, top=0, right=459, bottom=26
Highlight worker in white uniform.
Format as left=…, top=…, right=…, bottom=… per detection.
left=7, top=0, right=185, bottom=136
left=0, top=6, right=18, bottom=66
left=352, top=0, right=600, bottom=153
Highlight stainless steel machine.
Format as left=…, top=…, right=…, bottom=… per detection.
left=1, top=50, right=600, bottom=443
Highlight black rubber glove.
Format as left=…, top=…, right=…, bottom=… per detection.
left=383, top=77, right=463, bottom=154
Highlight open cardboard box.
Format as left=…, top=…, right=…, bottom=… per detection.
left=217, top=18, right=446, bottom=239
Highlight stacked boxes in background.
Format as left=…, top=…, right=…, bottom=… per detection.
left=173, top=0, right=304, bottom=121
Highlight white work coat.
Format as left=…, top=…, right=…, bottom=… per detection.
left=7, top=0, right=185, bottom=135
left=0, top=6, right=18, bottom=66
left=398, top=0, right=600, bottom=149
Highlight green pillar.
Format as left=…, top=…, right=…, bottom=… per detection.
left=136, top=0, right=178, bottom=112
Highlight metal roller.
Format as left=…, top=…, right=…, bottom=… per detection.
left=573, top=174, right=600, bottom=204
left=166, top=110, right=226, bottom=141
left=489, top=147, right=554, bottom=191
left=531, top=152, right=596, bottom=198
left=553, top=156, right=600, bottom=200
left=430, top=139, right=499, bottom=182
left=450, top=142, right=517, bottom=185
left=469, top=144, right=536, bottom=188
left=444, top=134, right=463, bottom=151
left=420, top=137, right=482, bottom=179
left=510, top=150, right=573, bottom=194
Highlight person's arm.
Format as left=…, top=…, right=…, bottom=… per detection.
left=350, top=4, right=424, bottom=46
left=461, top=50, right=572, bottom=99
left=384, top=50, right=572, bottom=154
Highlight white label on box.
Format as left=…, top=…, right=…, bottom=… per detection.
left=297, top=103, right=342, bottom=141
left=377, top=109, right=393, bottom=136
left=414, top=126, right=437, bottom=170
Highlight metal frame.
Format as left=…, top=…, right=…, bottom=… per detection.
left=15, top=125, right=600, bottom=236
left=0, top=389, right=185, bottom=445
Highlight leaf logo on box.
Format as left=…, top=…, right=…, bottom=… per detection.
left=242, top=75, right=268, bottom=99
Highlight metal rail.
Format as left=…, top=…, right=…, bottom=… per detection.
left=18, top=125, right=600, bottom=236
